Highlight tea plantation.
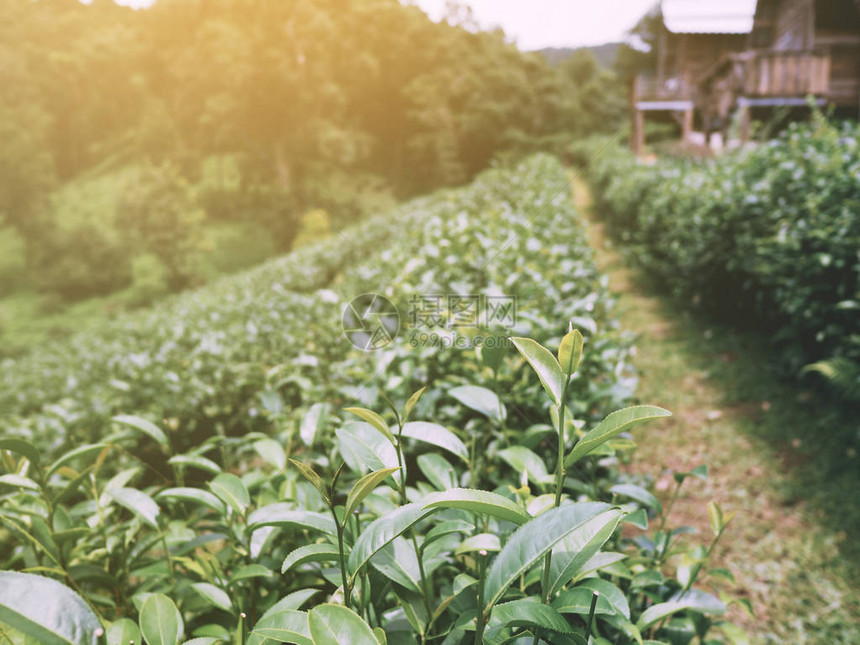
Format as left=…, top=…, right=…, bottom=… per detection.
left=0, top=156, right=744, bottom=644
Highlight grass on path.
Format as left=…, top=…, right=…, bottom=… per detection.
left=574, top=177, right=860, bottom=644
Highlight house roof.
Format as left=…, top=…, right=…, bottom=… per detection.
left=662, top=0, right=757, bottom=34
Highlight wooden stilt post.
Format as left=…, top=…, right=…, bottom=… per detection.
left=682, top=107, right=694, bottom=143
left=740, top=102, right=751, bottom=143
left=633, top=109, right=645, bottom=156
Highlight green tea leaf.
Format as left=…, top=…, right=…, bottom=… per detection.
left=336, top=423, right=399, bottom=473
left=370, top=537, right=422, bottom=593
left=708, top=501, right=724, bottom=536
left=422, top=519, right=473, bottom=552
left=489, top=597, right=582, bottom=638
left=113, top=414, right=169, bottom=449
left=301, top=403, right=331, bottom=447
left=577, top=578, right=631, bottom=619
left=47, top=444, right=109, bottom=477
left=140, top=593, right=184, bottom=645
left=548, top=507, right=624, bottom=595
left=400, top=422, right=469, bottom=461
left=558, top=328, right=584, bottom=376
left=0, top=438, right=40, bottom=465
left=167, top=454, right=221, bottom=475
left=229, top=564, right=274, bottom=583
left=343, top=408, right=395, bottom=445
left=402, top=386, right=428, bottom=423
left=254, top=439, right=286, bottom=470
left=0, top=571, right=102, bottom=645
left=281, top=543, right=341, bottom=574
left=552, top=588, right=617, bottom=617
left=106, top=618, right=141, bottom=645
left=449, top=385, right=506, bottom=423
left=478, top=337, right=509, bottom=373
left=248, top=609, right=312, bottom=645
left=455, top=533, right=501, bottom=555
left=209, top=473, right=250, bottom=515
left=497, top=446, right=549, bottom=484
left=565, top=406, right=671, bottom=469
left=344, top=466, right=400, bottom=519
left=483, top=503, right=618, bottom=610
left=157, top=487, right=226, bottom=514
left=191, top=582, right=233, bottom=613
left=636, top=589, right=727, bottom=630
left=247, top=505, right=336, bottom=537
left=307, top=604, right=379, bottom=645
left=260, top=590, right=319, bottom=618
left=610, top=484, right=663, bottom=514
left=107, top=487, right=160, bottom=529
left=348, top=503, right=434, bottom=577
left=423, top=488, right=530, bottom=525
left=0, top=474, right=40, bottom=491
left=511, top=337, right=565, bottom=406
left=289, top=459, right=330, bottom=503
left=417, top=454, right=458, bottom=491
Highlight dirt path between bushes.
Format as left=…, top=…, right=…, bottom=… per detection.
left=573, top=178, right=859, bottom=644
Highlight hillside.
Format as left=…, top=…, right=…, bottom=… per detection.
left=539, top=42, right=621, bottom=67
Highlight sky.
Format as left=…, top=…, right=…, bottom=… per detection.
left=112, top=0, right=658, bottom=51
left=408, top=0, right=658, bottom=50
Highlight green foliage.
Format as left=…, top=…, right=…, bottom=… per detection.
left=0, top=156, right=742, bottom=643
left=587, top=119, right=860, bottom=402
left=116, top=163, right=207, bottom=291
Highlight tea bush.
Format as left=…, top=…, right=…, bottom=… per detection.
left=0, top=156, right=744, bottom=643
left=586, top=119, right=860, bottom=391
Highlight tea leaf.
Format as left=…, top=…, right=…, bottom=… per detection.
left=108, top=487, right=160, bottom=529
left=308, top=604, right=379, bottom=645
left=281, top=543, right=341, bottom=574
left=289, top=459, right=330, bottom=503
left=423, top=488, right=531, bottom=525
left=402, top=386, right=428, bottom=423
left=565, top=406, right=671, bottom=468
left=344, top=466, right=400, bottom=519
left=0, top=571, right=102, bottom=645
left=400, top=422, right=469, bottom=461
left=105, top=618, right=141, bottom=645
left=636, top=589, right=727, bottom=630
left=157, top=487, right=226, bottom=514
left=248, top=609, right=312, bottom=645
left=610, top=484, right=663, bottom=514
left=511, top=337, right=565, bottom=406
left=140, top=593, right=184, bottom=645
left=209, top=473, right=250, bottom=515
left=0, top=438, right=40, bottom=465
left=254, top=438, right=287, bottom=470
left=483, top=504, right=619, bottom=610
left=247, top=505, right=336, bottom=537
left=489, top=597, right=583, bottom=638
left=191, top=582, right=233, bottom=613
left=344, top=407, right=395, bottom=445
left=558, top=328, right=584, bottom=376
left=113, top=414, right=169, bottom=449
left=348, top=503, right=434, bottom=576
left=548, top=507, right=624, bottom=595
left=449, top=385, right=506, bottom=423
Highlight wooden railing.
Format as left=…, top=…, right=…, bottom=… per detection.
left=698, top=49, right=831, bottom=98
left=742, top=50, right=830, bottom=96
left=633, top=75, right=694, bottom=102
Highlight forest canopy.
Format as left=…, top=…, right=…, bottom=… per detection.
left=0, top=0, right=625, bottom=307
